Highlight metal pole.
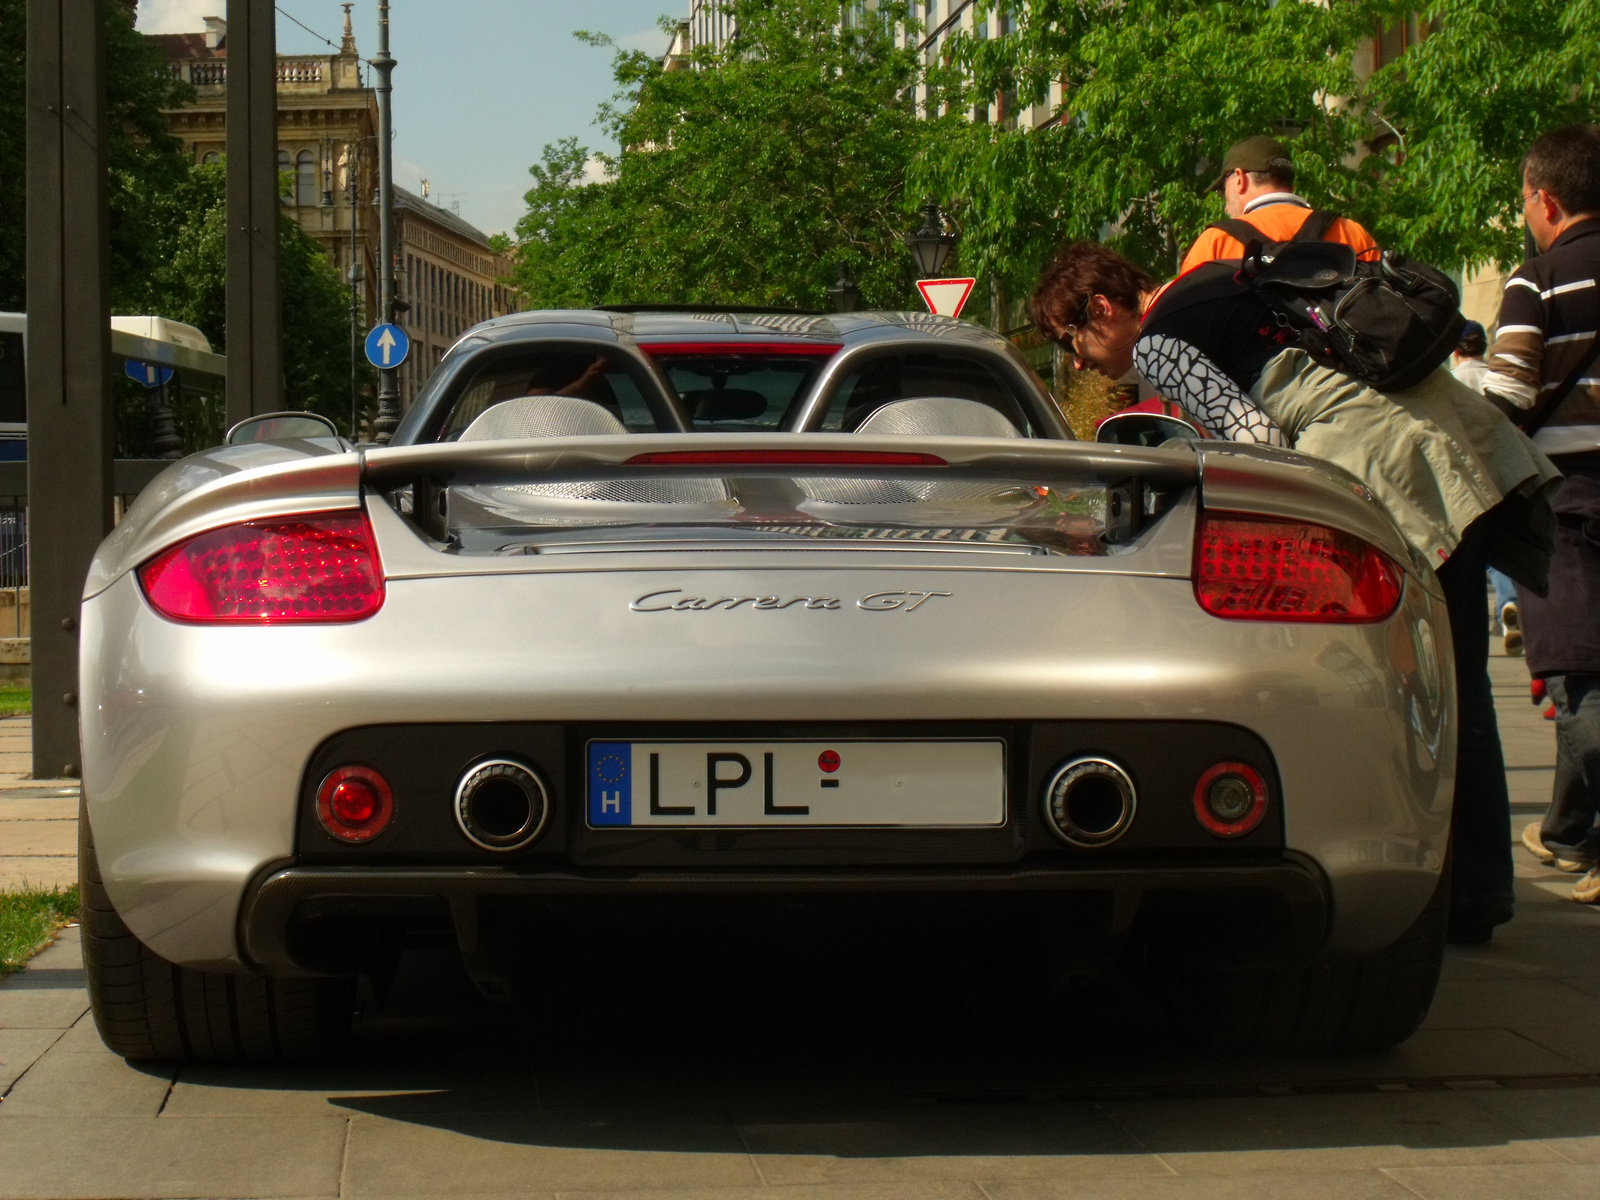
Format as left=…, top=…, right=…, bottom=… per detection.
left=226, top=0, right=282, bottom=424
left=372, top=1, right=399, bottom=443
left=26, top=0, right=113, bottom=778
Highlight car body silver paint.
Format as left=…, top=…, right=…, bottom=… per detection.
left=78, top=431, right=1453, bottom=970
left=81, top=547, right=1450, bottom=967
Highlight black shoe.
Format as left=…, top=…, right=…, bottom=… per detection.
left=1448, top=905, right=1513, bottom=945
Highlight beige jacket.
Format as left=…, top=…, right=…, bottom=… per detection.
left=1250, top=349, right=1561, bottom=576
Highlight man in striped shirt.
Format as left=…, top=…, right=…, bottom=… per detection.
left=1487, top=125, right=1600, bottom=901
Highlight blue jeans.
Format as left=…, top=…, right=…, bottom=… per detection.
left=1488, top=568, right=1517, bottom=620
left=1541, top=674, right=1600, bottom=860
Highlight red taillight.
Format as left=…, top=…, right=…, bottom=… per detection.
left=624, top=450, right=947, bottom=467
left=316, top=765, right=394, bottom=843
left=1193, top=762, right=1269, bottom=838
left=138, top=511, right=384, bottom=624
left=1195, top=512, right=1402, bottom=623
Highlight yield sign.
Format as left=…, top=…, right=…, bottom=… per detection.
left=916, top=277, right=977, bottom=318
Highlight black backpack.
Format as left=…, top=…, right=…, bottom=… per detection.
left=1210, top=211, right=1465, bottom=393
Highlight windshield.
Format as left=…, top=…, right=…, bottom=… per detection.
left=647, top=351, right=831, bottom=431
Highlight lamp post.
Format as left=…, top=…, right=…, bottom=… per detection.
left=826, top=265, right=861, bottom=313
left=905, top=198, right=957, bottom=278
left=372, top=0, right=399, bottom=443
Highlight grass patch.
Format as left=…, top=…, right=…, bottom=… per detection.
left=0, top=885, right=78, bottom=978
left=0, top=683, right=29, bottom=717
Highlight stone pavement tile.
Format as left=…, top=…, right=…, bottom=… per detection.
left=165, top=1061, right=541, bottom=1118
left=0, top=819, right=75, bottom=856
left=0, top=977, right=87, bottom=1029
left=0, top=857, right=76, bottom=891
left=0, top=797, right=76, bottom=820
left=1383, top=1162, right=1600, bottom=1198
left=0, top=1029, right=61, bottom=1093
left=0, top=1018, right=175, bottom=1117
left=979, top=1169, right=1416, bottom=1199
left=740, top=1107, right=1168, bottom=1185
left=0, top=1115, right=347, bottom=1199
left=1101, top=1090, right=1570, bottom=1173
left=340, top=1113, right=762, bottom=1198
left=1458, top=1085, right=1600, bottom=1162
left=1248, top=1027, right=1586, bottom=1083
left=1420, top=978, right=1600, bottom=1031
left=554, top=1187, right=986, bottom=1200
left=1509, top=1024, right=1600, bottom=1072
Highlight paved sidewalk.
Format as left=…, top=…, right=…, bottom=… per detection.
left=2, top=652, right=1600, bottom=1198
left=0, top=716, right=78, bottom=892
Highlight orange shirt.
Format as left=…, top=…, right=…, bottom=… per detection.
left=1179, top=202, right=1380, bottom=275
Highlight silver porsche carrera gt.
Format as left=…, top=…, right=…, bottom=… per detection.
left=76, top=309, right=1453, bottom=1063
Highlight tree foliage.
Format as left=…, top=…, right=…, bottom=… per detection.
left=513, top=0, right=960, bottom=310
left=913, top=0, right=1599, bottom=290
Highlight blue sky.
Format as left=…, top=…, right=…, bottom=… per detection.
left=135, top=0, right=679, bottom=238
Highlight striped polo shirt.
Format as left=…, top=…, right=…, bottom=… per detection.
left=1484, top=219, right=1600, bottom=456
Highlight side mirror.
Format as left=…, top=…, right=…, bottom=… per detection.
left=226, top=411, right=342, bottom=446
left=1095, top=411, right=1205, bottom=447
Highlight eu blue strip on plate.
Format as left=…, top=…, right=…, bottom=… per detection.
left=588, top=742, right=632, bottom=826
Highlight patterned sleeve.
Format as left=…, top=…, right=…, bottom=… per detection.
left=1134, top=334, right=1287, bottom=446
left=1482, top=268, right=1544, bottom=410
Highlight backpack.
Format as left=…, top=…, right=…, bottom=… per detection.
left=1208, top=211, right=1465, bottom=393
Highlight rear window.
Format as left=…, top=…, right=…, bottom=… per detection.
left=648, top=351, right=831, bottom=432
left=437, top=350, right=659, bottom=439
left=823, top=352, right=1033, bottom=435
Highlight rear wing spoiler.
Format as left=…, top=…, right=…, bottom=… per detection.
left=360, top=433, right=1202, bottom=491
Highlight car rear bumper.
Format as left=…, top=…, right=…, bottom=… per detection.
left=239, top=857, right=1332, bottom=977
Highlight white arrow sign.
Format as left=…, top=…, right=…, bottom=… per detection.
left=376, top=327, right=396, bottom=365
left=916, top=277, right=977, bottom=319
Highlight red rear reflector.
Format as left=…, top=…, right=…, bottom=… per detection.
left=316, top=765, right=394, bottom=843
left=138, top=511, right=385, bottom=624
left=1196, top=512, right=1402, bottom=623
left=1193, top=762, right=1269, bottom=838
left=625, top=450, right=947, bottom=467
left=640, top=341, right=842, bottom=357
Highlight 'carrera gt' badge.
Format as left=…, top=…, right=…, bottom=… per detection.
left=630, top=588, right=951, bottom=613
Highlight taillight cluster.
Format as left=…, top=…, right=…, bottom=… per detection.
left=1195, top=512, right=1402, bottom=623
left=138, top=511, right=384, bottom=624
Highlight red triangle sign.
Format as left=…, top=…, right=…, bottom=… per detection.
left=916, top=277, right=976, bottom=318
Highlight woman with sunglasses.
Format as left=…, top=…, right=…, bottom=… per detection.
left=1031, top=239, right=1559, bottom=945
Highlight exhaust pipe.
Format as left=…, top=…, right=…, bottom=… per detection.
left=1042, top=757, right=1137, bottom=847
left=455, top=759, right=549, bottom=851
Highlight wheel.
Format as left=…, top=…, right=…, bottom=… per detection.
left=1148, top=864, right=1449, bottom=1052
left=79, top=801, right=353, bottom=1063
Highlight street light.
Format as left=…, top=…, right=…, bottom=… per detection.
left=905, top=199, right=957, bottom=278
left=827, top=265, right=861, bottom=313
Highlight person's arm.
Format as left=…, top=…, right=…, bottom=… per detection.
left=1134, top=333, right=1286, bottom=445
left=1482, top=272, right=1545, bottom=414
left=1332, top=218, right=1382, bottom=263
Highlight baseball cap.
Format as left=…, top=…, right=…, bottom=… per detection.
left=1207, top=136, right=1296, bottom=192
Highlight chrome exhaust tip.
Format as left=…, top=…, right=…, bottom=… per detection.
left=455, top=759, right=549, bottom=852
left=1042, top=757, right=1136, bottom=847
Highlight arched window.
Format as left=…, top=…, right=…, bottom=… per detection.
left=277, top=149, right=292, bottom=203
left=296, top=149, right=317, bottom=206
left=200, top=150, right=220, bottom=165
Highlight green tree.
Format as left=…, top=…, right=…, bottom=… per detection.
left=513, top=0, right=957, bottom=310
left=142, top=162, right=364, bottom=434
left=911, top=0, right=1599, bottom=290
left=0, top=0, right=195, bottom=313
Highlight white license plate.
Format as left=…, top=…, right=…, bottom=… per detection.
left=585, top=739, right=1005, bottom=828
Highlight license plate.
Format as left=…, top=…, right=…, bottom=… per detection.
left=586, top=739, right=1005, bottom=828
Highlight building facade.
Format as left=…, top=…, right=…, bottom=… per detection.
left=149, top=9, right=515, bottom=412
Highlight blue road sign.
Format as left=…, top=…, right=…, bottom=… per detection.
left=124, top=360, right=174, bottom=390
left=364, top=323, right=410, bottom=369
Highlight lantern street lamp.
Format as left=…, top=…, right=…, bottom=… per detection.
left=827, top=265, right=862, bottom=313
left=905, top=199, right=957, bottom=278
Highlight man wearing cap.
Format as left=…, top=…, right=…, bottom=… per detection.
left=1179, top=135, right=1380, bottom=275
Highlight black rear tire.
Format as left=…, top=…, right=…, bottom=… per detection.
left=1151, top=864, right=1448, bottom=1052
left=80, top=802, right=352, bottom=1063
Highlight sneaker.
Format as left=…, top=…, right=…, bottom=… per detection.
left=1504, top=628, right=1525, bottom=656
left=1501, top=601, right=1520, bottom=632
left=1575, top=869, right=1600, bottom=904
left=1523, top=823, right=1593, bottom=872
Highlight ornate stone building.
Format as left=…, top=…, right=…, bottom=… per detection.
left=149, top=9, right=515, bottom=410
